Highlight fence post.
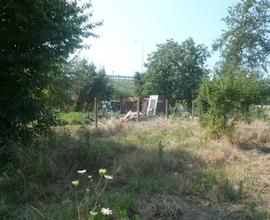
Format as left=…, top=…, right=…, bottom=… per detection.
left=165, top=99, right=168, bottom=118
left=94, top=97, right=98, bottom=128
left=137, top=98, right=140, bottom=123
left=191, top=100, right=195, bottom=119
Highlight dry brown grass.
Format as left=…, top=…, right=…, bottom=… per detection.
left=108, top=118, right=270, bottom=217
left=89, top=118, right=270, bottom=217
left=78, top=117, right=267, bottom=217
left=4, top=117, right=270, bottom=219
left=230, top=120, right=270, bottom=149
left=209, top=121, right=270, bottom=213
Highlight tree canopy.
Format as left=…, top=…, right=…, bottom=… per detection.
left=144, top=38, right=209, bottom=107
left=0, top=0, right=100, bottom=166
left=213, top=0, right=270, bottom=71
left=47, top=59, right=114, bottom=112
left=70, top=60, right=114, bottom=111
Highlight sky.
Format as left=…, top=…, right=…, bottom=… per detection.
left=80, top=0, right=238, bottom=76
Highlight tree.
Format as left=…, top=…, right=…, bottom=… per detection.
left=144, top=38, right=209, bottom=107
left=196, top=65, right=269, bottom=133
left=46, top=64, right=74, bottom=112
left=134, top=72, right=145, bottom=98
left=0, top=0, right=100, bottom=166
left=213, top=0, right=270, bottom=71
left=111, top=80, right=135, bottom=99
left=68, top=59, right=114, bottom=111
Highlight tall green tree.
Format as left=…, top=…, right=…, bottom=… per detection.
left=111, top=80, right=135, bottom=99
left=144, top=38, right=209, bottom=107
left=0, top=0, right=100, bottom=166
left=134, top=72, right=145, bottom=98
left=69, top=59, right=114, bottom=111
left=46, top=65, right=74, bottom=112
left=213, top=0, right=270, bottom=71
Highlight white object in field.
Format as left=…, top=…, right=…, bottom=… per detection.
left=147, top=95, right=159, bottom=116
left=123, top=110, right=138, bottom=121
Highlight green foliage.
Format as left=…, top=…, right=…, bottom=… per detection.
left=248, top=106, right=269, bottom=121
left=213, top=0, right=270, bottom=71
left=243, top=201, right=269, bottom=220
left=111, top=80, right=135, bottom=99
left=134, top=72, right=145, bottom=98
left=1, top=120, right=269, bottom=219
left=0, top=0, right=100, bottom=167
left=44, top=59, right=116, bottom=112
left=193, top=170, right=244, bottom=203
left=55, top=112, right=90, bottom=125
left=66, top=59, right=114, bottom=111
left=47, top=66, right=75, bottom=112
left=196, top=66, right=269, bottom=133
left=169, top=102, right=191, bottom=119
left=55, top=112, right=123, bottom=126
left=144, top=38, right=209, bottom=107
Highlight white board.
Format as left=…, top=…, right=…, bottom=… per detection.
left=147, top=95, right=158, bottom=116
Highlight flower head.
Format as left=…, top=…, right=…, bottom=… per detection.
left=99, top=168, right=107, bottom=177
left=72, top=180, right=79, bottom=187
left=101, top=207, right=112, bottom=215
left=77, top=169, right=87, bottom=174
left=89, top=211, right=98, bottom=216
left=88, top=175, right=93, bottom=179
left=104, top=175, right=113, bottom=180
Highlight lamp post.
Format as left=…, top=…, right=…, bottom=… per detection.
left=135, top=40, right=144, bottom=73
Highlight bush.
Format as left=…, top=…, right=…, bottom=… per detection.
left=55, top=111, right=123, bottom=126
left=196, top=66, right=269, bottom=134
left=169, top=102, right=191, bottom=119
left=55, top=112, right=90, bottom=125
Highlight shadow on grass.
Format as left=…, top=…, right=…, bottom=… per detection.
left=236, top=141, right=270, bottom=154
left=0, top=126, right=268, bottom=220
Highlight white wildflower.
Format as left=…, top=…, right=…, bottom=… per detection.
left=101, top=208, right=112, bottom=215
left=89, top=211, right=98, bottom=216
left=77, top=169, right=87, bottom=174
left=72, top=180, right=79, bottom=187
left=104, top=175, right=113, bottom=180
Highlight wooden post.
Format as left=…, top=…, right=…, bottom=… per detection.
left=94, top=97, right=98, bottom=128
left=192, top=100, right=195, bottom=119
left=165, top=99, right=168, bottom=118
left=137, top=98, right=140, bottom=123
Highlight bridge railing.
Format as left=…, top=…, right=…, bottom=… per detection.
left=108, top=75, right=134, bottom=81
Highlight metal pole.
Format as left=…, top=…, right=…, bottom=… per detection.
left=94, top=97, right=98, bottom=128
left=141, top=41, right=144, bottom=73
left=135, top=40, right=144, bottom=73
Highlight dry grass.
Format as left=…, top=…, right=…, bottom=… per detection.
left=66, top=117, right=266, bottom=218
left=105, top=118, right=270, bottom=218
left=230, top=120, right=270, bottom=149
left=2, top=117, right=270, bottom=219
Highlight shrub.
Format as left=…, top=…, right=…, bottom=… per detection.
left=55, top=112, right=90, bottom=125
left=196, top=66, right=269, bottom=134
left=169, top=102, right=191, bottom=119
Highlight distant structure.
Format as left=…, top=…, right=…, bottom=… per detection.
left=108, top=75, right=134, bottom=81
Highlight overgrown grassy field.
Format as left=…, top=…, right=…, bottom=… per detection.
left=1, top=118, right=270, bottom=219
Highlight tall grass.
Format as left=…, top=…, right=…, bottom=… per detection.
left=0, top=118, right=269, bottom=219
